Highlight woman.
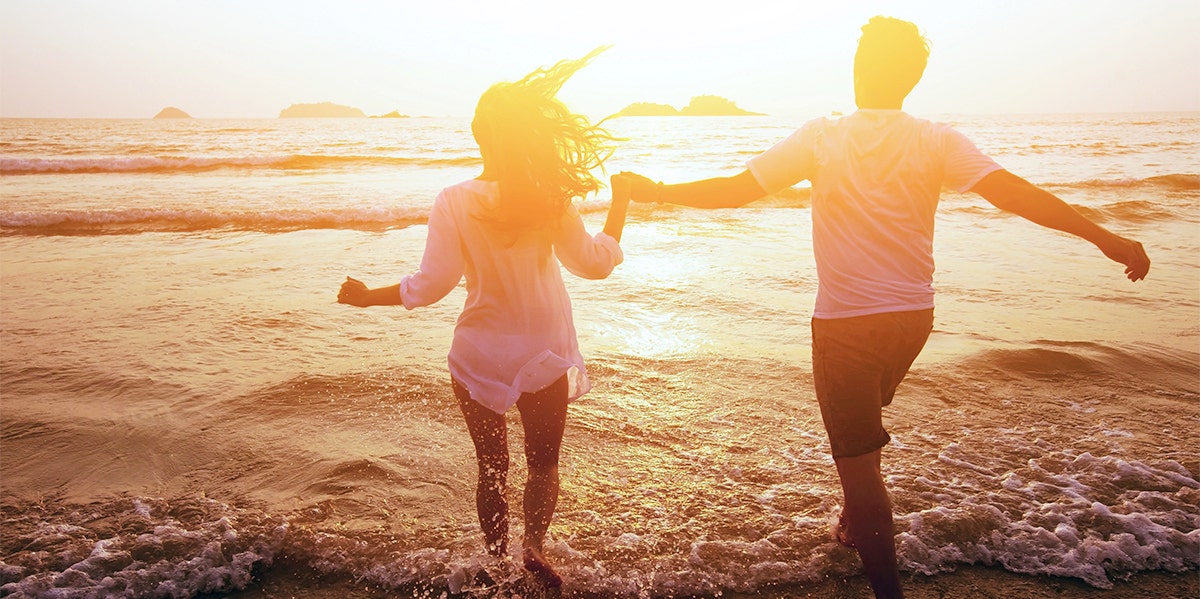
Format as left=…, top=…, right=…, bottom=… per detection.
left=337, top=47, right=629, bottom=589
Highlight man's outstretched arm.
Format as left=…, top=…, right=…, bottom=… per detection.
left=971, top=169, right=1150, bottom=281
left=622, top=170, right=768, bottom=209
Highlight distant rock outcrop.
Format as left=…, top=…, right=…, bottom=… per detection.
left=153, top=106, right=192, bottom=119
left=279, top=102, right=366, bottom=118
left=370, top=110, right=410, bottom=119
left=615, top=102, right=679, bottom=117
left=616, top=95, right=764, bottom=117
left=680, top=95, right=764, bottom=116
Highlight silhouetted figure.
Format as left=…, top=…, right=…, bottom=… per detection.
left=619, top=16, right=1148, bottom=599
left=339, top=48, right=631, bottom=590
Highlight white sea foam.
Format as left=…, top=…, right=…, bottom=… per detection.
left=894, top=450, right=1200, bottom=589
left=0, top=155, right=283, bottom=174
left=0, top=206, right=429, bottom=232
left=0, top=153, right=482, bottom=175
left=2, top=445, right=1195, bottom=597
left=0, top=497, right=287, bottom=599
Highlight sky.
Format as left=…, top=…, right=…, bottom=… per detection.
left=1, top=0, right=1198, bottom=119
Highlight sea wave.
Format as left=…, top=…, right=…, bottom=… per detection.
left=0, top=197, right=626, bottom=235
left=1045, top=173, right=1200, bottom=193
left=0, top=207, right=429, bottom=235
left=0, top=364, right=197, bottom=405
left=1072, top=200, right=1186, bottom=224
left=0, top=154, right=482, bottom=175
left=2, top=466, right=1195, bottom=598
left=953, top=340, right=1199, bottom=394
left=939, top=173, right=1198, bottom=223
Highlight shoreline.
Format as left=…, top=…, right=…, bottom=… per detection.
left=202, top=565, right=1199, bottom=598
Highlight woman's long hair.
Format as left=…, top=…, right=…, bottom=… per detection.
left=471, top=46, right=615, bottom=234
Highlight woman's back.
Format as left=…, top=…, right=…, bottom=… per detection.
left=417, top=179, right=622, bottom=413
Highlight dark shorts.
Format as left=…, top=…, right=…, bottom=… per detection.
left=812, top=308, right=934, bottom=459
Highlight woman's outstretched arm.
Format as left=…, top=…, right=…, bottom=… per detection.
left=337, top=277, right=401, bottom=307
left=337, top=191, right=466, bottom=308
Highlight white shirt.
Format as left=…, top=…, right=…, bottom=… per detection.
left=399, top=179, right=623, bottom=414
left=747, top=110, right=1003, bottom=319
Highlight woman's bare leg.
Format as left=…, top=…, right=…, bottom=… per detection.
left=515, top=377, right=569, bottom=588
left=455, top=381, right=511, bottom=557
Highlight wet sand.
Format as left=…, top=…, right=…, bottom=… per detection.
left=205, top=565, right=1198, bottom=598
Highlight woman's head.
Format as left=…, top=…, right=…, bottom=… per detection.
left=472, top=47, right=614, bottom=233
left=853, top=16, right=929, bottom=109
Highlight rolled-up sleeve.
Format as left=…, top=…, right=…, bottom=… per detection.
left=553, top=203, right=623, bottom=280
left=399, top=192, right=465, bottom=309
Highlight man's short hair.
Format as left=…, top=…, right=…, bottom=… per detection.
left=854, top=16, right=930, bottom=104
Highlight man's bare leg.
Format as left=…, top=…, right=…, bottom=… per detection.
left=834, top=449, right=903, bottom=599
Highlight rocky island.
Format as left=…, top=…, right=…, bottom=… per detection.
left=153, top=106, right=192, bottom=119
left=616, top=95, right=764, bottom=117
left=279, top=102, right=366, bottom=118
left=616, top=102, right=679, bottom=117
left=370, top=110, right=410, bottom=119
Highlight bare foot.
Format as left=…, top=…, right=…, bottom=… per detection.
left=833, top=512, right=856, bottom=548
left=522, top=546, right=563, bottom=589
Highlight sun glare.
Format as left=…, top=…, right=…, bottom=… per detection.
left=0, top=0, right=1196, bottom=117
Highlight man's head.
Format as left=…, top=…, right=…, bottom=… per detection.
left=854, top=16, right=930, bottom=109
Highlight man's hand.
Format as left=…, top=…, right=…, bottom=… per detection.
left=1097, top=233, right=1151, bottom=282
left=617, top=172, right=660, bottom=203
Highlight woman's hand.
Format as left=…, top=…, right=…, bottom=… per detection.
left=337, top=276, right=371, bottom=307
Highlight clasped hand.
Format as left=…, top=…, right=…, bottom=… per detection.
left=614, top=172, right=660, bottom=203
left=337, top=276, right=370, bottom=307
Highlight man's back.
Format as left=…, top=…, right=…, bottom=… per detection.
left=747, top=110, right=1002, bottom=318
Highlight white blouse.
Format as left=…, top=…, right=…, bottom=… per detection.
left=399, top=179, right=623, bottom=414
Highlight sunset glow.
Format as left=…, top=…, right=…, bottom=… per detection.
left=3, top=0, right=1199, bottom=594
left=2, top=0, right=1197, bottom=119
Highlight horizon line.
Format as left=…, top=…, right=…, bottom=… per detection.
left=4, top=109, right=1200, bottom=120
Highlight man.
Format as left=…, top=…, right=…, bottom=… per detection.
left=619, top=16, right=1149, bottom=598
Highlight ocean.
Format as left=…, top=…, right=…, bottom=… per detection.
left=1, top=113, right=1197, bottom=598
